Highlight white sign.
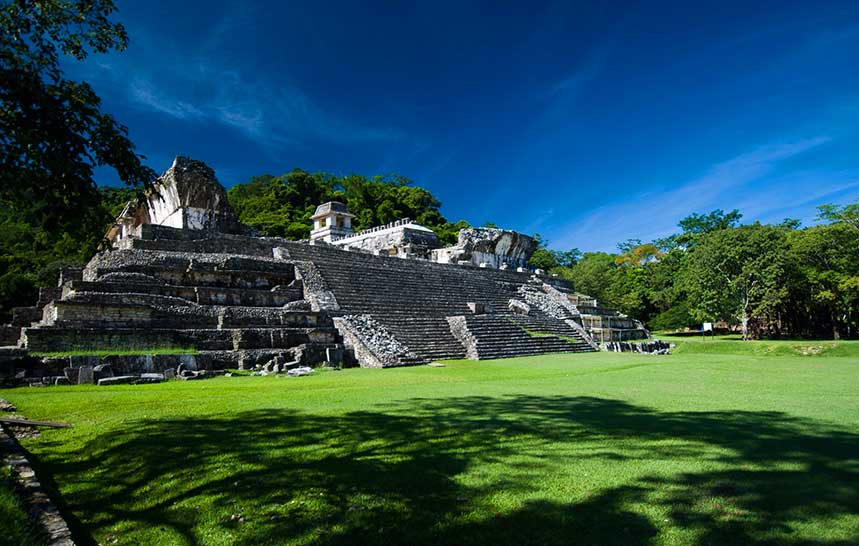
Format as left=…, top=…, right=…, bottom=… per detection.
left=702, top=322, right=713, bottom=332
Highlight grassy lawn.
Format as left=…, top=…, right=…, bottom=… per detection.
left=2, top=339, right=858, bottom=545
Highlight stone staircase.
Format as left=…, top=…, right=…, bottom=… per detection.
left=457, top=315, right=593, bottom=360
left=282, top=242, right=596, bottom=364
left=10, top=227, right=598, bottom=371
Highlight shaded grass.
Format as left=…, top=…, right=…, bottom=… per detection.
left=0, top=466, right=47, bottom=546
left=2, top=347, right=858, bottom=546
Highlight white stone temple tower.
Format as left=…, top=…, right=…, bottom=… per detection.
left=310, top=201, right=355, bottom=242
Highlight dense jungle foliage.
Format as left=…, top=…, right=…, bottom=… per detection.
left=530, top=206, right=859, bottom=340
left=225, top=170, right=470, bottom=244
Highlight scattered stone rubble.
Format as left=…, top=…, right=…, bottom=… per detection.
left=602, top=340, right=672, bottom=354
left=338, top=315, right=422, bottom=367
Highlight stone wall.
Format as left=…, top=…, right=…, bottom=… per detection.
left=447, top=316, right=478, bottom=360
left=107, top=156, right=243, bottom=246
left=333, top=221, right=440, bottom=258
left=432, top=227, right=537, bottom=269
left=0, top=325, right=20, bottom=346
left=334, top=315, right=421, bottom=367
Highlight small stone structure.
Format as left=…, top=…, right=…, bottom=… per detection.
left=432, top=227, right=537, bottom=269
left=1, top=156, right=658, bottom=381
left=309, top=201, right=355, bottom=243
left=106, top=156, right=243, bottom=246
left=310, top=201, right=538, bottom=268
left=332, top=219, right=440, bottom=259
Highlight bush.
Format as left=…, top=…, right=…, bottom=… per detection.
left=648, top=302, right=696, bottom=331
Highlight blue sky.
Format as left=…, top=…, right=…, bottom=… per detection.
left=69, top=1, right=859, bottom=251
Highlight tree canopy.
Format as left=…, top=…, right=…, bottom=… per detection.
left=0, top=0, right=155, bottom=235
left=539, top=207, right=859, bottom=340
left=226, top=170, right=468, bottom=245
left=0, top=0, right=154, bottom=320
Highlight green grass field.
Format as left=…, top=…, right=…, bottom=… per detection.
left=3, top=338, right=859, bottom=546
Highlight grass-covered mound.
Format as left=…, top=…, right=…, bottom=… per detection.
left=2, top=344, right=858, bottom=546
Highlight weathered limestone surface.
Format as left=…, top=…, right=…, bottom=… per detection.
left=283, top=241, right=597, bottom=364
left=19, top=223, right=346, bottom=374
left=107, top=156, right=242, bottom=246
left=432, top=227, right=537, bottom=269
left=333, top=220, right=440, bottom=259
left=335, top=315, right=422, bottom=367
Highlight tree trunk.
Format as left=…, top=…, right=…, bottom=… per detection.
left=741, top=312, right=749, bottom=341
left=832, top=311, right=841, bottom=340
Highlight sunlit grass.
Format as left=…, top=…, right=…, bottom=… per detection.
left=658, top=333, right=859, bottom=358
left=3, top=344, right=858, bottom=546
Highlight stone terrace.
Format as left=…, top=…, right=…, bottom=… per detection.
left=11, top=225, right=597, bottom=371
left=19, top=228, right=344, bottom=371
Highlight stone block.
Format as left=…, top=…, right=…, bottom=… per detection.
left=138, top=373, right=165, bottom=383
left=97, top=375, right=137, bottom=386
left=467, top=302, right=486, bottom=315
left=77, top=365, right=94, bottom=385
left=325, top=347, right=343, bottom=366
left=93, top=364, right=114, bottom=380
left=63, top=367, right=79, bottom=383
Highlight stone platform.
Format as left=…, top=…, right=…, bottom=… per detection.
left=16, top=226, right=346, bottom=374
left=9, top=224, right=603, bottom=372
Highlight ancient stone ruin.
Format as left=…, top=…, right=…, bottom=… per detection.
left=1, top=157, right=652, bottom=385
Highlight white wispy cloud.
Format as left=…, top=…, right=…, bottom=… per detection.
left=548, top=47, right=609, bottom=99
left=128, top=77, right=204, bottom=120
left=546, top=136, right=836, bottom=251
left=82, top=10, right=405, bottom=156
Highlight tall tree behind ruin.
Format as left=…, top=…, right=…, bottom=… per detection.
left=0, top=0, right=154, bottom=319
left=0, top=0, right=154, bottom=234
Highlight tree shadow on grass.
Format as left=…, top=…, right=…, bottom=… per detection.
left=45, top=395, right=859, bottom=546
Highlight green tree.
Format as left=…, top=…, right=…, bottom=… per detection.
left=228, top=170, right=456, bottom=242
left=682, top=223, right=791, bottom=340
left=529, top=249, right=559, bottom=270
left=817, top=201, right=859, bottom=233
left=789, top=223, right=859, bottom=339
left=1, top=0, right=155, bottom=234
left=565, top=252, right=618, bottom=306
left=658, top=209, right=743, bottom=249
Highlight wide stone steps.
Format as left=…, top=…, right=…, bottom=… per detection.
left=463, top=315, right=593, bottom=360
left=377, top=316, right=467, bottom=360
left=279, top=242, right=589, bottom=364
